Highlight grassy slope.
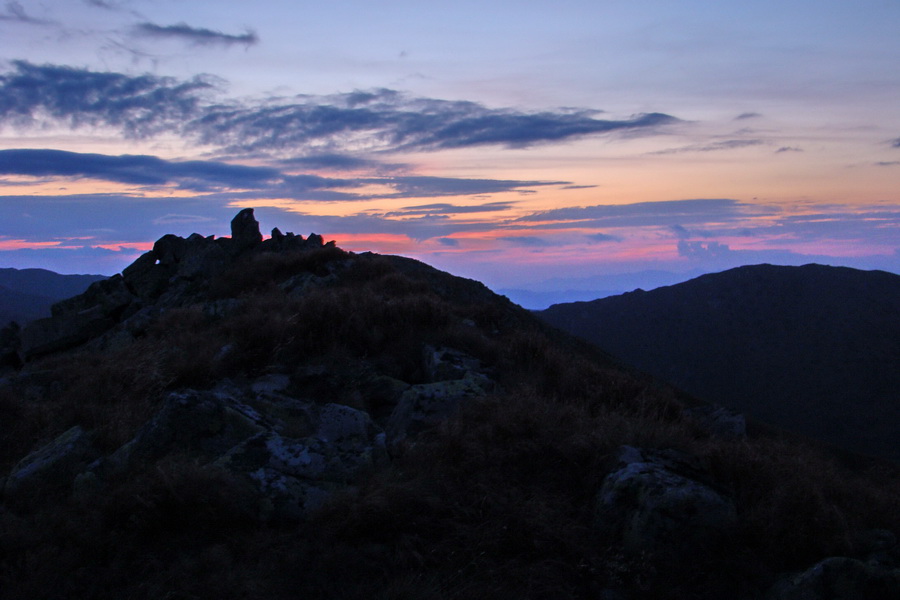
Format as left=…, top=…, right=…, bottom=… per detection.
left=1, top=250, right=898, bottom=599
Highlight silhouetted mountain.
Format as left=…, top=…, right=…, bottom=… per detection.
left=1, top=219, right=899, bottom=600
left=0, top=268, right=106, bottom=325
left=540, top=264, right=900, bottom=461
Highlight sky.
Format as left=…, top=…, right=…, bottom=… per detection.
left=1, top=0, right=898, bottom=307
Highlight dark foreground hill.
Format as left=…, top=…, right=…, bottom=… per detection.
left=0, top=267, right=106, bottom=325
left=540, top=264, right=900, bottom=461
left=1, top=215, right=899, bottom=599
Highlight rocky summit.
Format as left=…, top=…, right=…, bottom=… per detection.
left=0, top=210, right=898, bottom=600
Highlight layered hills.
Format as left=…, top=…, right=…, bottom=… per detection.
left=1, top=213, right=898, bottom=599
left=0, top=268, right=105, bottom=326
left=540, top=264, right=900, bottom=461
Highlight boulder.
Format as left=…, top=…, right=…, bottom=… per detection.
left=148, top=232, right=231, bottom=282
left=101, top=389, right=267, bottom=476
left=270, top=227, right=285, bottom=243
left=174, top=236, right=231, bottom=280
left=122, top=250, right=169, bottom=300
left=768, top=556, right=900, bottom=600
left=51, top=274, right=135, bottom=318
left=424, top=345, right=486, bottom=381
left=386, top=372, right=492, bottom=448
left=595, top=446, right=737, bottom=556
left=230, top=208, right=263, bottom=251
left=3, top=426, right=98, bottom=501
left=94, top=383, right=386, bottom=521
left=215, top=402, right=386, bottom=520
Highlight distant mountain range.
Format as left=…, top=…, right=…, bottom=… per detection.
left=540, top=264, right=900, bottom=461
left=0, top=268, right=106, bottom=326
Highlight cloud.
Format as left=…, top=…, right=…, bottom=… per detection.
left=190, top=92, right=677, bottom=155
left=773, top=208, right=900, bottom=243
left=775, top=146, right=803, bottom=153
left=134, top=22, right=259, bottom=47
left=669, top=224, right=691, bottom=239
left=0, top=149, right=280, bottom=190
left=0, top=1, right=52, bottom=25
left=671, top=237, right=900, bottom=273
left=152, top=214, right=217, bottom=226
left=0, top=61, right=216, bottom=137
left=650, top=139, right=765, bottom=155
left=436, top=237, right=459, bottom=247
left=0, top=62, right=679, bottom=156
left=502, top=236, right=553, bottom=247
left=735, top=112, right=762, bottom=120
left=278, top=154, right=406, bottom=173
left=516, top=198, right=761, bottom=229
left=0, top=148, right=560, bottom=203
left=385, top=201, right=517, bottom=217
left=585, top=232, right=621, bottom=243
left=375, top=176, right=561, bottom=198
left=875, top=161, right=900, bottom=167
left=677, top=240, right=732, bottom=259
left=891, top=138, right=900, bottom=148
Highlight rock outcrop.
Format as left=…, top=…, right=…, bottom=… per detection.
left=595, top=446, right=737, bottom=557
left=3, top=211, right=506, bottom=522
left=17, top=209, right=330, bottom=361
left=2, top=426, right=99, bottom=503
left=86, top=384, right=387, bottom=521
left=385, top=345, right=493, bottom=450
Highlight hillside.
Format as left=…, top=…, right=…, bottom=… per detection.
left=1, top=214, right=899, bottom=599
left=540, top=264, right=900, bottom=461
left=0, top=268, right=106, bottom=325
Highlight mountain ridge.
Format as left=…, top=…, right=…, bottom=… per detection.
left=0, top=267, right=106, bottom=325
left=1, top=214, right=898, bottom=599
left=540, top=263, right=900, bottom=461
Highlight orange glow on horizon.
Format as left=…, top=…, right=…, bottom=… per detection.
left=0, top=239, right=67, bottom=250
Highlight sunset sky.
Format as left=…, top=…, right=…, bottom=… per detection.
left=1, top=0, right=898, bottom=305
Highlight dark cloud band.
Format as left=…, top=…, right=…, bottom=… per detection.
left=0, top=148, right=561, bottom=201
left=0, top=62, right=678, bottom=156
left=135, top=22, right=259, bottom=47
left=516, top=199, right=758, bottom=229
left=0, top=61, right=214, bottom=137
left=0, top=149, right=280, bottom=190
left=0, top=2, right=52, bottom=25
